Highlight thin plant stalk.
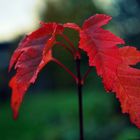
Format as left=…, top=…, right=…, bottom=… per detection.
left=76, top=58, right=84, bottom=140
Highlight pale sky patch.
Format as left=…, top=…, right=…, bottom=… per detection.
left=0, top=0, right=46, bottom=42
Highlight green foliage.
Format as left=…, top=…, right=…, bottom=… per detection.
left=41, top=0, right=101, bottom=24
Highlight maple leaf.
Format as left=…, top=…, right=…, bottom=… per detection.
left=9, top=23, right=64, bottom=119
left=64, top=14, right=140, bottom=128
left=79, top=14, right=125, bottom=90
left=113, top=46, right=140, bottom=128
left=78, top=14, right=140, bottom=128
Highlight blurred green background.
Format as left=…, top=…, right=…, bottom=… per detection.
left=0, top=0, right=140, bottom=139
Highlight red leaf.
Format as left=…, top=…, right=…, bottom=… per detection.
left=78, top=14, right=140, bottom=127
left=9, top=23, right=64, bottom=119
left=113, top=46, right=140, bottom=128
left=79, top=14, right=125, bottom=90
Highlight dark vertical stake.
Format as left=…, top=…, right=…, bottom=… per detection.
left=76, top=58, right=84, bottom=140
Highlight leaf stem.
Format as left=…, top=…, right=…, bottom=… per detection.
left=52, top=58, right=78, bottom=82
left=82, top=67, right=92, bottom=84
left=61, top=34, right=77, bottom=52
left=76, top=58, right=84, bottom=140
left=55, top=41, right=74, bottom=56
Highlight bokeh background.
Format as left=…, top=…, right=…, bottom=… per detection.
left=0, top=0, right=140, bottom=139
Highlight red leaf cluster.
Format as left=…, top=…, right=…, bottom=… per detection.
left=9, top=14, right=140, bottom=128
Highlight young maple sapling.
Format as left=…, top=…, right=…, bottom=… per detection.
left=9, top=14, right=140, bottom=140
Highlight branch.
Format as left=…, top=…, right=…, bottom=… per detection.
left=55, top=41, right=74, bottom=56
left=52, top=58, right=78, bottom=82
left=75, top=58, right=84, bottom=140
left=82, top=67, right=92, bottom=84
left=61, top=34, right=77, bottom=52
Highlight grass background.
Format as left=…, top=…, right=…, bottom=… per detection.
left=0, top=89, right=139, bottom=140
